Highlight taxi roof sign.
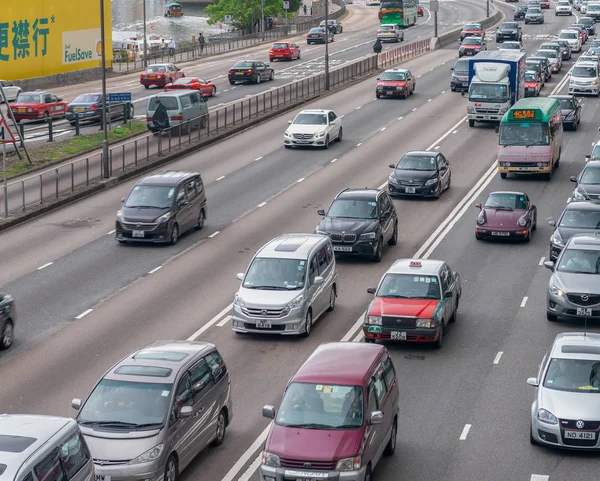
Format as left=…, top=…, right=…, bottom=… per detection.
left=409, top=261, right=422, bottom=267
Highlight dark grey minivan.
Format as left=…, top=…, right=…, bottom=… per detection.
left=116, top=171, right=207, bottom=245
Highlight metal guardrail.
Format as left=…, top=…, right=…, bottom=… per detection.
left=0, top=38, right=429, bottom=219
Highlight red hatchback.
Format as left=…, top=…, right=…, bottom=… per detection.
left=10, top=91, right=67, bottom=122
left=164, top=77, right=216, bottom=98
left=140, top=63, right=185, bottom=89
left=260, top=342, right=400, bottom=481
left=269, top=42, right=301, bottom=61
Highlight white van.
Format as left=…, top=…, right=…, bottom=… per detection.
left=146, top=90, right=208, bottom=132
left=569, top=61, right=600, bottom=96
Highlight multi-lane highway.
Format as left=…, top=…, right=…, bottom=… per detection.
left=5, top=0, right=484, bottom=148
left=0, top=1, right=596, bottom=481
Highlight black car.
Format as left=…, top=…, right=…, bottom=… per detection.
left=554, top=39, right=572, bottom=60
left=550, top=94, right=581, bottom=130
left=526, top=60, right=546, bottom=86
left=528, top=56, right=551, bottom=80
left=450, top=58, right=470, bottom=91
left=320, top=19, right=343, bottom=33
left=514, top=5, right=528, bottom=20
left=228, top=60, right=274, bottom=85
left=388, top=151, right=451, bottom=199
left=116, top=170, right=207, bottom=245
left=577, top=16, right=595, bottom=36
left=570, top=161, right=600, bottom=201
left=315, top=188, right=398, bottom=262
left=66, top=93, right=134, bottom=126
left=496, top=22, right=522, bottom=42
left=0, top=293, right=15, bottom=350
left=307, top=27, right=333, bottom=44
left=548, top=200, right=600, bottom=260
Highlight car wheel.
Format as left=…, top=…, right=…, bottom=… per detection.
left=446, top=173, right=452, bottom=190
left=376, top=94, right=381, bottom=99
left=255, top=74, right=261, bottom=84
left=434, top=182, right=442, bottom=199
left=229, top=80, right=235, bottom=85
left=269, top=70, right=274, bottom=81
left=327, top=285, right=336, bottom=312
left=195, top=209, right=205, bottom=230
left=301, top=309, right=313, bottom=337
left=373, top=238, right=383, bottom=262
left=164, top=456, right=178, bottom=481
left=475, top=232, right=483, bottom=240
left=468, top=119, right=475, bottom=127
left=43, top=111, right=49, bottom=121
left=547, top=312, right=558, bottom=322
left=212, top=409, right=227, bottom=446
left=284, top=145, right=292, bottom=149
left=323, top=134, right=330, bottom=149
left=434, top=323, right=445, bottom=349
left=336, top=127, right=343, bottom=142
left=211, top=86, right=217, bottom=97
left=384, top=421, right=397, bottom=455
left=298, top=52, right=301, bottom=59
left=170, top=223, right=179, bottom=245
left=524, top=230, right=531, bottom=243
left=388, top=221, right=398, bottom=246
left=0, top=321, right=13, bottom=350
left=500, top=172, right=507, bottom=179
left=144, top=85, right=149, bottom=89
left=530, top=423, right=539, bottom=444
left=269, top=58, right=274, bottom=62
left=364, top=465, right=373, bottom=481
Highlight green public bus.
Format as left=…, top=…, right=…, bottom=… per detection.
left=379, top=0, right=418, bottom=27
left=498, top=97, right=563, bottom=179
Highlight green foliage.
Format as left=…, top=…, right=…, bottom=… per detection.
left=205, top=0, right=302, bottom=32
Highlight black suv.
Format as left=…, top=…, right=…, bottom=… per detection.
left=315, top=188, right=398, bottom=262
left=496, top=22, right=522, bottom=42
left=0, top=293, right=15, bottom=350
left=514, top=5, right=528, bottom=20
left=116, top=171, right=207, bottom=245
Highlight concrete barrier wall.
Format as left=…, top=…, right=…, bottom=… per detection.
left=430, top=7, right=504, bottom=50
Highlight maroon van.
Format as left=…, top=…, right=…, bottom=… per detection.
left=260, top=342, right=400, bottom=481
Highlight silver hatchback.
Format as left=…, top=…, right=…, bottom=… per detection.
left=71, top=341, right=232, bottom=481
left=232, top=234, right=338, bottom=337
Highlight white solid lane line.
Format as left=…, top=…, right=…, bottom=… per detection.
left=257, top=202, right=267, bottom=207
left=187, top=303, right=233, bottom=341
left=216, top=175, right=226, bottom=181
left=148, top=266, right=162, bottom=274
left=493, top=351, right=504, bottom=365
left=37, top=262, right=53, bottom=270
left=297, top=177, right=305, bottom=183
left=75, top=309, right=93, bottom=320
left=107, top=230, right=116, bottom=235
left=539, top=256, right=545, bottom=265
left=459, top=424, right=472, bottom=440
left=520, top=296, right=528, bottom=308
left=220, top=423, right=272, bottom=481
left=209, top=231, right=221, bottom=238
left=216, top=315, right=232, bottom=327
left=530, top=476, right=550, bottom=481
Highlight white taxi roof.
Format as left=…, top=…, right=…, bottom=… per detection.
left=386, top=258, right=444, bottom=276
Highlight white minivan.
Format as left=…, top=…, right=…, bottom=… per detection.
left=569, top=61, right=600, bottom=96
left=146, top=90, right=208, bottom=132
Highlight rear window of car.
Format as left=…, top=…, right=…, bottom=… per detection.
left=453, top=59, right=469, bottom=72
left=309, top=28, right=325, bottom=33
left=233, top=61, right=255, bottom=68
left=17, top=94, right=41, bottom=103
left=72, top=94, right=101, bottom=103
left=464, top=24, right=481, bottom=30
left=146, top=65, right=167, bottom=72
left=272, top=43, right=289, bottom=48
left=380, top=25, right=395, bottom=30
left=148, top=96, right=179, bottom=111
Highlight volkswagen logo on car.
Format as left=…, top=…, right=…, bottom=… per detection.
left=576, top=420, right=585, bottom=429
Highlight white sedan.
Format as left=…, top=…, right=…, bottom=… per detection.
left=0, top=80, right=21, bottom=103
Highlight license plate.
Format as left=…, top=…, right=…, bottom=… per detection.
left=391, top=331, right=407, bottom=340
left=235, top=72, right=244, bottom=75
left=565, top=430, right=595, bottom=439
left=462, top=82, right=468, bottom=87
left=73, top=107, right=85, bottom=112
left=577, top=307, right=593, bottom=316
left=311, top=35, right=318, bottom=37
left=517, top=166, right=532, bottom=171
left=333, top=245, right=353, bottom=252
left=256, top=320, right=271, bottom=328
left=295, top=139, right=310, bottom=144
left=149, top=75, right=156, bottom=79
left=491, top=231, right=510, bottom=236
left=405, top=187, right=416, bottom=194
left=94, top=476, right=111, bottom=481
left=18, top=108, right=25, bottom=112
left=132, top=230, right=145, bottom=238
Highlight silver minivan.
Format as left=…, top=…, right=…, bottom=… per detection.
left=71, top=341, right=233, bottom=481
left=232, top=234, right=338, bottom=337
left=0, top=414, right=93, bottom=481
left=146, top=91, right=208, bottom=132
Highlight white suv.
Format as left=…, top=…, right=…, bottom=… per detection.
left=557, top=29, right=582, bottom=52
left=284, top=109, right=343, bottom=149
left=569, top=61, right=600, bottom=96
left=555, top=0, right=573, bottom=14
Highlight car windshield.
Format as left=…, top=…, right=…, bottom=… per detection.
left=376, top=273, right=441, bottom=299
left=592, top=41, right=600, bottom=48
left=242, top=257, right=306, bottom=290
left=72, top=94, right=101, bottom=103
left=541, top=44, right=560, bottom=51
left=233, top=61, right=255, bottom=68
left=469, top=83, right=509, bottom=102
left=556, top=40, right=569, bottom=48
left=464, top=24, right=481, bottom=30
left=544, top=359, right=600, bottom=392
left=526, top=62, right=541, bottom=73
left=528, top=8, right=542, bottom=13
left=525, top=72, right=539, bottom=82
left=173, top=78, right=193, bottom=84
left=580, top=167, right=600, bottom=184
left=499, top=122, right=550, bottom=146
left=276, top=382, right=364, bottom=429
left=559, top=31, right=578, bottom=39
left=395, top=154, right=436, bottom=171
left=16, top=94, right=41, bottom=103
left=484, top=193, right=528, bottom=210
left=557, top=98, right=574, bottom=109
left=591, top=145, right=600, bottom=160
left=517, top=6, right=527, bottom=10
left=125, top=184, right=174, bottom=209
left=501, top=43, right=520, bottom=49
left=501, top=23, right=518, bottom=29
left=453, top=60, right=469, bottom=72
left=573, top=66, right=598, bottom=77
left=309, top=28, right=325, bottom=33
left=558, top=209, right=600, bottom=229
left=148, top=96, right=179, bottom=111
left=588, top=3, right=600, bottom=9
left=78, top=379, right=172, bottom=427
left=379, top=25, right=396, bottom=31
left=327, top=198, right=378, bottom=219
left=537, top=50, right=557, bottom=58
left=462, top=38, right=482, bottom=45
left=147, top=65, right=167, bottom=72
left=293, top=113, right=327, bottom=125
left=380, top=71, right=406, bottom=80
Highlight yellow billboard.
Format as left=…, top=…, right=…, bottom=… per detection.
left=1, top=0, right=112, bottom=81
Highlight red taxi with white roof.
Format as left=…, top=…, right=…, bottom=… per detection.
left=140, top=63, right=185, bottom=89
left=10, top=91, right=67, bottom=122
left=269, top=42, right=301, bottom=61
left=363, top=259, right=461, bottom=348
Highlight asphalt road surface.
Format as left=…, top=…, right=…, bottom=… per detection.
left=0, top=2, right=594, bottom=481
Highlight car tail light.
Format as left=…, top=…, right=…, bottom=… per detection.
left=228, top=69, right=234, bottom=74
left=171, top=113, right=183, bottom=121
left=146, top=116, right=153, bottom=122
left=246, top=69, right=253, bottom=73
left=90, top=104, right=97, bottom=111
left=391, top=30, right=396, bottom=33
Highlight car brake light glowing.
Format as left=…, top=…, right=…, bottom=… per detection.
left=409, top=261, right=422, bottom=267
left=246, top=69, right=253, bottom=73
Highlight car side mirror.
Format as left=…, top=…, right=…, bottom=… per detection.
left=450, top=67, right=454, bottom=70
left=548, top=220, right=556, bottom=227
left=179, top=200, right=189, bottom=207
left=57, top=98, right=63, bottom=102
left=367, top=287, right=376, bottom=294
left=180, top=406, right=193, bottom=417
left=543, top=260, right=555, bottom=271
left=313, top=276, right=324, bottom=285
left=317, top=209, right=326, bottom=216
left=369, top=411, right=384, bottom=425
left=377, top=77, right=380, bottom=80
left=444, top=290, right=453, bottom=299
left=586, top=154, right=592, bottom=162
left=288, top=120, right=292, bottom=124
left=389, top=164, right=396, bottom=169
left=236, top=272, right=244, bottom=281
left=475, top=202, right=482, bottom=209
left=263, top=405, right=276, bottom=419
left=526, top=377, right=539, bottom=387
left=570, top=175, right=578, bottom=183
left=71, top=398, right=82, bottom=410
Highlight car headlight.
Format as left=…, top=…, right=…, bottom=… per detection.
left=233, top=293, right=246, bottom=307
left=477, top=214, right=486, bottom=225
left=396, top=86, right=404, bottom=90
left=416, top=318, right=435, bottom=328
left=550, top=231, right=564, bottom=247
left=116, top=209, right=123, bottom=221
left=335, top=456, right=361, bottom=472
left=592, top=80, right=598, bottom=85
left=315, top=131, right=326, bottom=138
left=156, top=212, right=172, bottom=224
left=284, top=130, right=293, bottom=138
left=261, top=451, right=281, bottom=468
left=572, top=190, right=584, bottom=200
left=359, top=232, right=377, bottom=239
left=315, top=229, right=328, bottom=235
left=549, top=282, right=565, bottom=297
left=388, top=175, right=399, bottom=185
left=128, top=444, right=164, bottom=465
left=424, top=178, right=438, bottom=186
left=286, top=294, right=304, bottom=310
left=518, top=217, right=527, bottom=227
left=537, top=408, right=558, bottom=425
left=467, top=106, right=475, bottom=113
left=368, top=315, right=382, bottom=325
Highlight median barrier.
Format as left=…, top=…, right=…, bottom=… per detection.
left=430, top=7, right=505, bottom=50
left=0, top=36, right=432, bottom=230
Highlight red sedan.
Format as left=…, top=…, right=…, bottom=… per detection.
left=417, top=6, right=424, bottom=16
left=269, top=42, right=301, bottom=61
left=10, top=91, right=67, bottom=123
left=140, top=63, right=185, bottom=89
left=164, top=77, right=216, bottom=98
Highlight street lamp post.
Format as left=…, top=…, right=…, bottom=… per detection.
left=261, top=0, right=265, bottom=40
left=486, top=0, right=490, bottom=17
left=325, top=0, right=330, bottom=90
left=143, top=0, right=148, bottom=68
left=100, top=0, right=110, bottom=179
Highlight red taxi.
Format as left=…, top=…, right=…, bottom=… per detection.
left=417, top=5, right=424, bottom=15
left=524, top=70, right=542, bottom=97
left=460, top=22, right=484, bottom=41
left=10, top=91, right=67, bottom=122
left=375, top=68, right=416, bottom=99
left=363, top=259, right=461, bottom=349
left=164, top=77, right=216, bottom=98
left=540, top=0, right=550, bottom=8
left=459, top=36, right=486, bottom=57
left=140, top=63, right=185, bottom=89
left=269, top=42, right=301, bottom=61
